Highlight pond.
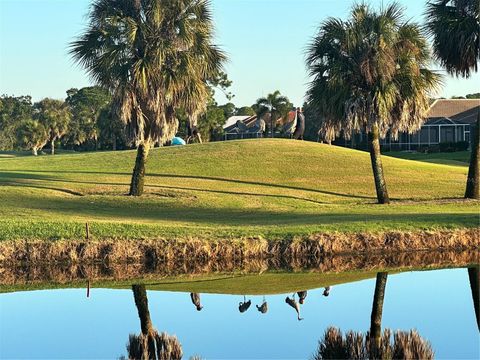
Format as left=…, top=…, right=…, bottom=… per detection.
left=0, top=267, right=479, bottom=359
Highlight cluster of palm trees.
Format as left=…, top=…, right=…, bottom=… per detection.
left=71, top=0, right=478, bottom=202
left=306, top=0, right=479, bottom=203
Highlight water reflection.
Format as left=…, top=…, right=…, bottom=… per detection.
left=0, top=268, right=478, bottom=359
left=313, top=272, right=434, bottom=359
left=256, top=296, right=268, bottom=314
left=285, top=294, right=304, bottom=321
left=238, top=296, right=251, bottom=313
left=468, top=266, right=479, bottom=331
left=128, top=285, right=183, bottom=360
left=189, top=293, right=203, bottom=312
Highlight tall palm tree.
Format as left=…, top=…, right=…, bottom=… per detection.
left=426, top=0, right=480, bottom=199
left=71, top=0, right=226, bottom=196
left=255, top=91, right=292, bottom=138
left=306, top=3, right=441, bottom=204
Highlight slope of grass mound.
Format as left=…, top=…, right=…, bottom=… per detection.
left=0, top=139, right=477, bottom=241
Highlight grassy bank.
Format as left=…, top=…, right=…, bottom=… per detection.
left=0, top=139, right=478, bottom=241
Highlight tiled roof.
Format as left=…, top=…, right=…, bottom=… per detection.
left=426, top=99, right=480, bottom=124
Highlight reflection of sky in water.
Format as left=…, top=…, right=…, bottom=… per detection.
left=0, top=268, right=479, bottom=359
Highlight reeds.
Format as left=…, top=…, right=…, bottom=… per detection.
left=313, top=327, right=434, bottom=360
left=0, top=229, right=478, bottom=266
left=127, top=331, right=183, bottom=360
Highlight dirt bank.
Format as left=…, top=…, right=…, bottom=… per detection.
left=0, top=228, right=478, bottom=266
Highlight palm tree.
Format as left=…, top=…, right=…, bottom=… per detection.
left=128, top=285, right=183, bottom=360
left=34, top=98, right=71, bottom=155
left=426, top=0, right=480, bottom=199
left=255, top=91, right=292, bottom=138
left=16, top=119, right=49, bottom=156
left=71, top=0, right=226, bottom=196
left=306, top=3, right=441, bottom=204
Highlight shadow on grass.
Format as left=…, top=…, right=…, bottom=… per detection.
left=0, top=170, right=376, bottom=200
left=0, top=171, right=372, bottom=204
left=4, top=190, right=477, bottom=228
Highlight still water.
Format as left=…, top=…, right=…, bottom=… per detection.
left=0, top=268, right=479, bottom=359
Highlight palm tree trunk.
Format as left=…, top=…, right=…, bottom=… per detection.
left=129, top=141, right=150, bottom=196
left=32, top=147, right=38, bottom=156
left=368, top=124, right=390, bottom=204
left=370, top=272, right=388, bottom=352
left=465, top=114, right=479, bottom=199
left=132, top=284, right=156, bottom=357
left=468, top=267, right=479, bottom=331
left=112, top=135, right=117, bottom=151
left=50, top=139, right=55, bottom=155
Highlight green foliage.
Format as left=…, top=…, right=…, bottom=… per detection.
left=255, top=90, right=293, bottom=134
left=306, top=2, right=441, bottom=142
left=34, top=98, right=71, bottom=152
left=466, top=93, right=480, bottom=99
left=15, top=119, right=48, bottom=155
left=65, top=86, right=112, bottom=150
left=198, top=106, right=226, bottom=142
left=97, top=108, right=127, bottom=150
left=236, top=106, right=256, bottom=116
left=70, top=0, right=227, bottom=147
left=220, top=102, right=236, bottom=119
left=426, top=0, right=479, bottom=78
left=0, top=95, right=33, bottom=150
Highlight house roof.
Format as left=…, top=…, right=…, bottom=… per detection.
left=223, top=115, right=258, bottom=132
left=223, top=116, right=251, bottom=130
left=426, top=99, right=480, bottom=125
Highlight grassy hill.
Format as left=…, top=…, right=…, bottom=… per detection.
left=0, top=139, right=477, bottom=241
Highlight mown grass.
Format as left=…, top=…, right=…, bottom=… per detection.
left=0, top=139, right=477, bottom=241
left=387, top=151, right=471, bottom=166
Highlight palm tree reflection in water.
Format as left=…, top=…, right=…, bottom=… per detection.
left=127, top=285, right=183, bottom=360
left=468, top=266, right=480, bottom=331
left=313, top=272, right=434, bottom=359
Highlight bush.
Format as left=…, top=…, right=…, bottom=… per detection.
left=454, top=141, right=470, bottom=151
left=439, top=142, right=456, bottom=152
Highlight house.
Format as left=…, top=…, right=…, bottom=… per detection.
left=340, top=99, right=479, bottom=151
left=223, top=115, right=262, bottom=140
left=223, top=110, right=299, bottom=140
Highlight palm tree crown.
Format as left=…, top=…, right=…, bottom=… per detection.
left=255, top=91, right=292, bottom=136
left=70, top=0, right=226, bottom=145
left=70, top=0, right=226, bottom=196
left=306, top=2, right=441, bottom=142
left=426, top=0, right=480, bottom=78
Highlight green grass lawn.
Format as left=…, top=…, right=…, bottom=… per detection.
left=387, top=150, right=471, bottom=166
left=0, top=139, right=478, bottom=241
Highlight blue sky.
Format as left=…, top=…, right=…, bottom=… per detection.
left=1, top=0, right=479, bottom=107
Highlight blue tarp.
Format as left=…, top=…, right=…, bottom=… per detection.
left=172, top=137, right=186, bottom=146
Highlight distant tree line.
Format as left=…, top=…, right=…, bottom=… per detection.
left=0, top=82, right=278, bottom=155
